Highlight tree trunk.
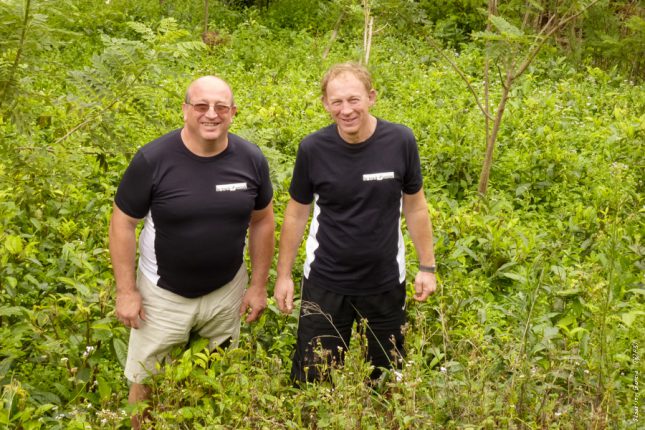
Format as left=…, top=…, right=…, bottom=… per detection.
left=478, top=73, right=511, bottom=195
left=203, top=0, right=209, bottom=34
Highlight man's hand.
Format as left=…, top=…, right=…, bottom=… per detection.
left=116, top=289, right=146, bottom=329
left=413, top=271, right=437, bottom=301
left=239, top=285, right=267, bottom=323
left=273, top=276, right=295, bottom=314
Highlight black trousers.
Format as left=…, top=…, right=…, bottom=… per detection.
left=290, top=278, right=407, bottom=383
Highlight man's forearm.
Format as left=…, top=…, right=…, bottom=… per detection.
left=403, top=190, right=436, bottom=266
left=248, top=206, right=275, bottom=290
left=276, top=199, right=310, bottom=279
left=109, top=209, right=139, bottom=294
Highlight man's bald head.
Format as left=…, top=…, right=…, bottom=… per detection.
left=185, top=76, right=235, bottom=107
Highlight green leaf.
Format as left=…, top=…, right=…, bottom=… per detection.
left=34, top=403, right=57, bottom=415
left=429, top=353, right=445, bottom=369
left=515, top=183, right=531, bottom=196
left=550, top=265, right=567, bottom=279
left=500, top=272, right=527, bottom=283
left=112, top=338, right=127, bottom=368
left=97, top=376, right=111, bottom=402
left=557, top=313, right=578, bottom=328
left=620, top=310, right=645, bottom=327
left=556, top=289, right=581, bottom=297
left=4, top=235, right=23, bottom=255
left=179, top=407, right=194, bottom=419
left=0, top=306, right=25, bottom=317
left=0, top=357, right=14, bottom=379
left=527, top=0, right=545, bottom=12
left=567, top=327, right=589, bottom=340
left=57, top=276, right=76, bottom=287
left=541, top=326, right=559, bottom=343
left=489, top=15, right=524, bottom=37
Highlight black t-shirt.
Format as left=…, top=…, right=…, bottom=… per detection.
left=289, top=119, right=423, bottom=295
left=115, top=129, right=273, bottom=298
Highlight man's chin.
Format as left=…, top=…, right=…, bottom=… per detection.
left=200, top=131, right=223, bottom=141
left=338, top=126, right=360, bottom=139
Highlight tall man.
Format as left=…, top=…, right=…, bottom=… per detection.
left=109, top=76, right=274, bottom=426
left=274, top=63, right=436, bottom=383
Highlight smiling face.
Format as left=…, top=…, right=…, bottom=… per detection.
left=322, top=70, right=377, bottom=144
left=182, top=76, right=237, bottom=153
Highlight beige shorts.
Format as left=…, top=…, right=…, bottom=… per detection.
left=124, top=265, right=248, bottom=383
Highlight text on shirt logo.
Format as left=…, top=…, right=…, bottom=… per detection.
left=215, top=182, right=248, bottom=192
left=363, top=172, right=395, bottom=182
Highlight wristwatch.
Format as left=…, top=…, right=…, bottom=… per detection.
left=419, top=264, right=436, bottom=273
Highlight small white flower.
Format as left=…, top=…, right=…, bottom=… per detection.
left=440, top=366, right=447, bottom=373
left=83, top=345, right=96, bottom=358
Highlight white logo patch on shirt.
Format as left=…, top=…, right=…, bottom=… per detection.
left=363, top=172, right=395, bottom=182
left=215, top=182, right=248, bottom=192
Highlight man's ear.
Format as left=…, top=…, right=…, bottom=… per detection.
left=321, top=95, right=331, bottom=113
left=368, top=89, right=377, bottom=106
left=181, top=103, right=189, bottom=122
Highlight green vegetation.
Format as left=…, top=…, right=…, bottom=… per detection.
left=0, top=0, right=643, bottom=428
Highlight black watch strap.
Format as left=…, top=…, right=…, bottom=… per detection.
left=419, top=264, right=436, bottom=273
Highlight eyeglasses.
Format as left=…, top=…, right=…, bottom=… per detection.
left=186, top=102, right=232, bottom=115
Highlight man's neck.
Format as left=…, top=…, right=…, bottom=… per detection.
left=339, top=115, right=377, bottom=144
left=180, top=128, right=228, bottom=157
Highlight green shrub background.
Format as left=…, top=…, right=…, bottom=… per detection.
left=0, top=0, right=643, bottom=428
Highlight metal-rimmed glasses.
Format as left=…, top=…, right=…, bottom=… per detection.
left=186, top=102, right=232, bottom=115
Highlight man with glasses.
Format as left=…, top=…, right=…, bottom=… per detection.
left=109, top=76, right=274, bottom=427
left=274, top=63, right=437, bottom=384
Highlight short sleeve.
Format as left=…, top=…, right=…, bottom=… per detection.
left=114, top=151, right=154, bottom=218
left=254, top=154, right=273, bottom=210
left=288, top=141, right=314, bottom=204
left=402, top=133, right=423, bottom=195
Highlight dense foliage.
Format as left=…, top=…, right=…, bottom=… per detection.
left=0, top=0, right=643, bottom=428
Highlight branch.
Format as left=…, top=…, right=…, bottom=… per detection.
left=361, top=0, right=373, bottom=65
left=0, top=0, right=32, bottom=108
left=364, top=16, right=373, bottom=65
left=203, top=0, right=209, bottom=34
left=521, top=1, right=531, bottom=31
left=374, top=23, right=389, bottom=34
left=17, top=146, right=54, bottom=153
left=322, top=11, right=345, bottom=60
left=53, top=69, right=146, bottom=146
left=427, top=37, right=493, bottom=121
left=513, top=0, right=600, bottom=80
left=496, top=63, right=507, bottom=90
